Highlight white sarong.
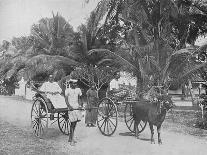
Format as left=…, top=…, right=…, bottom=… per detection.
left=68, top=110, right=82, bottom=122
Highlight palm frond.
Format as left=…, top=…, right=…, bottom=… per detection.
left=88, top=48, right=138, bottom=71
left=174, top=62, right=207, bottom=83
left=162, top=43, right=207, bottom=83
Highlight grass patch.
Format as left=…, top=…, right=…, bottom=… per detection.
left=163, top=108, right=207, bottom=138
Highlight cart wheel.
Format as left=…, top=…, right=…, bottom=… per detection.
left=58, top=112, right=70, bottom=135
left=31, top=98, right=49, bottom=138
left=97, top=97, right=118, bottom=136
left=124, top=103, right=147, bottom=133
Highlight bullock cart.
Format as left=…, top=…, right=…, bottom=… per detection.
left=97, top=84, right=147, bottom=136
left=97, top=85, right=170, bottom=136
left=97, top=97, right=147, bottom=136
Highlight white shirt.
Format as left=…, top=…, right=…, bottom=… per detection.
left=110, top=79, right=123, bottom=90
left=40, top=81, right=62, bottom=93
left=65, top=87, right=82, bottom=108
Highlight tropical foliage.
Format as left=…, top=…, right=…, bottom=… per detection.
left=87, top=0, right=207, bottom=99
left=70, top=1, right=119, bottom=91
left=31, top=12, right=75, bottom=56
left=1, top=0, right=207, bottom=100
left=0, top=13, right=78, bottom=82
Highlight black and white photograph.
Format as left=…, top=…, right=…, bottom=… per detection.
left=0, top=0, right=207, bottom=154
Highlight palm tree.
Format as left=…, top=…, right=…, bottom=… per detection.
left=0, top=13, right=78, bottom=83
left=70, top=1, right=118, bottom=92
left=89, top=0, right=207, bottom=99
left=31, top=12, right=74, bottom=56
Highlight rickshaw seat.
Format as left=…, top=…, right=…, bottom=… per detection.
left=34, top=93, right=55, bottom=112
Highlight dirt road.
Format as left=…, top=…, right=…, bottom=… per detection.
left=0, top=95, right=207, bottom=155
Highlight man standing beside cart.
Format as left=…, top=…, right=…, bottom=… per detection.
left=85, top=83, right=98, bottom=127
left=65, top=79, right=83, bottom=146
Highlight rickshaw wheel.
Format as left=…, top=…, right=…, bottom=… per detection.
left=124, top=103, right=147, bottom=133
left=31, top=97, right=49, bottom=138
left=58, top=112, right=70, bottom=135
left=97, top=97, right=118, bottom=136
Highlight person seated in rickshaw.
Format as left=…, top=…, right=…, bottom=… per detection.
left=39, top=75, right=66, bottom=109
left=65, top=79, right=83, bottom=146
left=108, top=72, right=129, bottom=102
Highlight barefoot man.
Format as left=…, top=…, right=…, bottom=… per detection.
left=65, top=79, right=83, bottom=146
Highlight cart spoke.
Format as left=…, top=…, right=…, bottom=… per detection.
left=59, top=118, right=64, bottom=124
left=51, top=119, right=58, bottom=125
left=126, top=116, right=133, bottom=123
left=106, top=101, right=113, bottom=114
left=97, top=117, right=105, bottom=123
left=103, top=120, right=107, bottom=133
left=129, top=119, right=134, bottom=129
left=106, top=120, right=109, bottom=135
left=66, top=122, right=69, bottom=134
left=61, top=121, right=66, bottom=130
left=108, top=120, right=113, bottom=132
left=39, top=124, right=43, bottom=136
left=41, top=117, right=47, bottom=122
left=31, top=114, right=38, bottom=117
left=139, top=122, right=143, bottom=129
left=100, top=119, right=106, bottom=129
left=32, top=108, right=38, bottom=115
left=40, top=108, right=45, bottom=114
left=32, top=120, right=38, bottom=128
left=108, top=108, right=115, bottom=117
left=34, top=123, right=39, bottom=136
left=108, top=118, right=116, bottom=128
left=33, top=104, right=39, bottom=115
left=63, top=122, right=66, bottom=133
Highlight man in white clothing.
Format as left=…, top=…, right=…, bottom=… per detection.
left=39, top=75, right=66, bottom=108
left=15, top=77, right=27, bottom=97
left=65, top=79, right=83, bottom=146
left=108, top=72, right=129, bottom=101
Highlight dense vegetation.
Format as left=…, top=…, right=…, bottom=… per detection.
left=1, top=0, right=207, bottom=98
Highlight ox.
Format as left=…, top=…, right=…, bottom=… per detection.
left=132, top=95, right=174, bottom=144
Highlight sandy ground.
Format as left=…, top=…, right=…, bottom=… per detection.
left=0, top=95, right=207, bottom=155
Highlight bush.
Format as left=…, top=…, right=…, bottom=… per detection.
left=194, top=110, right=207, bottom=129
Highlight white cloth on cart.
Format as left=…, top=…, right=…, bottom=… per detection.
left=45, top=94, right=66, bottom=108
left=40, top=81, right=67, bottom=108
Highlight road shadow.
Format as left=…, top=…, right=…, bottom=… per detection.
left=119, top=132, right=134, bottom=137
left=137, top=137, right=151, bottom=142
left=119, top=132, right=151, bottom=142
left=44, top=128, right=64, bottom=139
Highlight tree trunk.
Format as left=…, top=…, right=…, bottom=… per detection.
left=135, top=71, right=144, bottom=100
left=188, top=80, right=195, bottom=104
left=134, top=27, right=145, bottom=100
left=181, top=84, right=186, bottom=100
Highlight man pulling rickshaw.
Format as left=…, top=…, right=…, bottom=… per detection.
left=37, top=75, right=83, bottom=146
